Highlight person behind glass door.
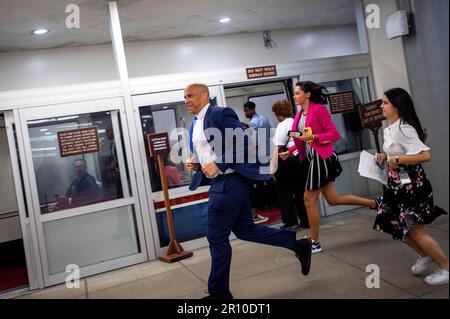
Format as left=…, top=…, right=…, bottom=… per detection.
left=105, top=124, right=122, bottom=198
left=373, top=88, right=448, bottom=285
left=65, top=158, right=102, bottom=207
left=280, top=81, right=377, bottom=253
left=184, top=83, right=312, bottom=299
left=270, top=99, right=309, bottom=230
left=164, top=157, right=182, bottom=187
left=243, top=101, right=271, bottom=224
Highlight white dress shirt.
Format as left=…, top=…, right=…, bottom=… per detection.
left=192, top=103, right=233, bottom=175
left=383, top=118, right=430, bottom=156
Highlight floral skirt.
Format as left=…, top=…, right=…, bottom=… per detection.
left=373, top=164, right=447, bottom=240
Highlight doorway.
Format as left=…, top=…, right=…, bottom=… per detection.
left=224, top=79, right=295, bottom=226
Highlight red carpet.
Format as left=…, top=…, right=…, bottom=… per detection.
left=0, top=266, right=28, bottom=292
left=256, top=206, right=282, bottom=225
left=0, top=239, right=29, bottom=293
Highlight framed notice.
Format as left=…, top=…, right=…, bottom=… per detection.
left=147, top=132, right=170, bottom=156
left=57, top=126, right=100, bottom=158
left=359, top=100, right=384, bottom=128
left=328, top=91, right=356, bottom=114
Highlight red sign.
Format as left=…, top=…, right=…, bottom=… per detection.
left=246, top=65, right=277, bottom=79
left=57, top=126, right=100, bottom=158
left=147, top=132, right=170, bottom=156
left=328, top=91, right=356, bottom=114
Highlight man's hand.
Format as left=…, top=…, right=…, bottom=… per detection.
left=202, top=162, right=220, bottom=179
left=185, top=157, right=197, bottom=172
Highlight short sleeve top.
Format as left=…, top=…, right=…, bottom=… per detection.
left=383, top=119, right=430, bottom=156
left=273, top=118, right=294, bottom=148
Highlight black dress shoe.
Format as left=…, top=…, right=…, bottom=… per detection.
left=294, top=238, right=312, bottom=276
left=202, top=293, right=234, bottom=299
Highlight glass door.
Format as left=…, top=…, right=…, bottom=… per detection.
left=17, top=98, right=148, bottom=287
left=0, top=111, right=34, bottom=294
left=132, top=86, right=224, bottom=253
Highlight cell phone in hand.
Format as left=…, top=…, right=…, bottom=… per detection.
left=288, top=130, right=303, bottom=138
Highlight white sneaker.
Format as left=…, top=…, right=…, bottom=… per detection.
left=424, top=269, right=449, bottom=285
left=411, top=256, right=434, bottom=275
left=311, top=240, right=322, bottom=254
left=253, top=214, right=269, bottom=224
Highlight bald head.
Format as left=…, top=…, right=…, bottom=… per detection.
left=184, top=83, right=210, bottom=115
left=188, top=83, right=210, bottom=96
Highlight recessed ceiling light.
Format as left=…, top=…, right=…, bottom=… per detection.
left=31, top=28, right=50, bottom=35
left=219, top=17, right=231, bottom=23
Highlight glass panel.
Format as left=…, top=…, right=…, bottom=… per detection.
left=12, top=123, right=29, bottom=217
left=139, top=102, right=194, bottom=192
left=28, top=110, right=131, bottom=214
left=320, top=77, right=373, bottom=155
left=157, top=202, right=208, bottom=247
left=0, top=115, right=18, bottom=216
left=43, top=205, right=140, bottom=275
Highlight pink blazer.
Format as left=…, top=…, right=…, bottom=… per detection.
left=291, top=102, right=340, bottom=161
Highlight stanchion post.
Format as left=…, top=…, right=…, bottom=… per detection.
left=147, top=132, right=193, bottom=263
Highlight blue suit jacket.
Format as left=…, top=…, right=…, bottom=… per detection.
left=189, top=105, right=269, bottom=191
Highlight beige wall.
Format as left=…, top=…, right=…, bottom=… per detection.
left=363, top=0, right=410, bottom=98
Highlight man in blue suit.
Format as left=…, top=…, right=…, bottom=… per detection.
left=184, top=83, right=312, bottom=299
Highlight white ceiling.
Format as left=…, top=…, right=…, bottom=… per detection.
left=0, top=0, right=356, bottom=52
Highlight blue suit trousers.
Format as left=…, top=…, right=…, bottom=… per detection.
left=207, top=173, right=296, bottom=296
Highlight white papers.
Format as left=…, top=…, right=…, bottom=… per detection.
left=358, top=150, right=388, bottom=185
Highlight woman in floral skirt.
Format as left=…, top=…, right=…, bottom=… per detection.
left=374, top=87, right=448, bottom=285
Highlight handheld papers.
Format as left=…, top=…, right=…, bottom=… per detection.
left=358, top=150, right=388, bottom=185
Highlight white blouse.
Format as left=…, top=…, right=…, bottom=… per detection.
left=273, top=118, right=295, bottom=148
left=383, top=119, right=430, bottom=156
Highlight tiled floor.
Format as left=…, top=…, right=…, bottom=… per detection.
left=12, top=208, right=449, bottom=299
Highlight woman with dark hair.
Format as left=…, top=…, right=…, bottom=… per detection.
left=374, top=87, right=448, bottom=285
left=280, top=81, right=376, bottom=253
left=270, top=99, right=309, bottom=230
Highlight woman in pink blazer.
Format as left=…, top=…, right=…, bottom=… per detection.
left=280, top=81, right=376, bottom=253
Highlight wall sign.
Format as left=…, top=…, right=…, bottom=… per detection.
left=147, top=132, right=170, bottom=156
left=57, top=126, right=100, bottom=158
left=246, top=65, right=277, bottom=79
left=359, top=99, right=384, bottom=128
left=328, top=91, right=357, bottom=114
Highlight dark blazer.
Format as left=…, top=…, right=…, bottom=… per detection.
left=189, top=105, right=269, bottom=191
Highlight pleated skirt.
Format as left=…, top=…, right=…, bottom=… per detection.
left=304, top=147, right=342, bottom=190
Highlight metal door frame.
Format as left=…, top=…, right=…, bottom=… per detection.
left=16, top=97, right=150, bottom=287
